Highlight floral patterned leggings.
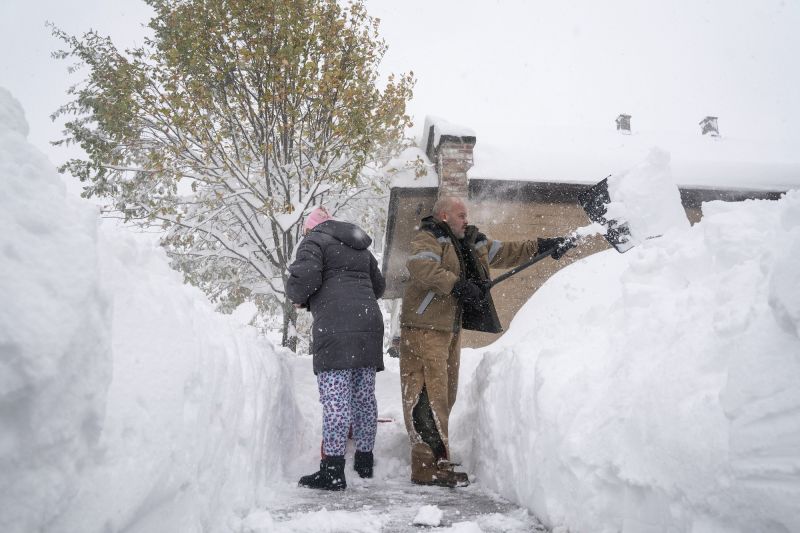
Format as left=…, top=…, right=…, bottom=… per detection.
left=317, top=367, right=377, bottom=456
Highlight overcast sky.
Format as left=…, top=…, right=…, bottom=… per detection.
left=2, top=0, right=799, bottom=171
left=366, top=0, right=800, bottom=146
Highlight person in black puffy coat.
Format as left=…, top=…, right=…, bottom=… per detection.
left=287, top=206, right=385, bottom=490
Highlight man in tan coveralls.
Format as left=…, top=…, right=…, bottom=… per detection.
left=400, top=196, right=572, bottom=487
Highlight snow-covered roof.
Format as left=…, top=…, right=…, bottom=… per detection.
left=386, top=146, right=437, bottom=189
left=468, top=124, right=800, bottom=191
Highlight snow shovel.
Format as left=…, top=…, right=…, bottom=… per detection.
left=576, top=177, right=635, bottom=253
left=488, top=177, right=633, bottom=288
left=488, top=243, right=573, bottom=288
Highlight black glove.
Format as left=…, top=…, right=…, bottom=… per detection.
left=537, top=237, right=576, bottom=260
left=451, top=279, right=484, bottom=305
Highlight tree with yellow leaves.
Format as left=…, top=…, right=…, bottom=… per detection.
left=52, top=0, right=414, bottom=350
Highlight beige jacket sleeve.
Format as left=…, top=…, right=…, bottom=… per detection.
left=406, top=231, right=459, bottom=295
left=483, top=238, right=539, bottom=269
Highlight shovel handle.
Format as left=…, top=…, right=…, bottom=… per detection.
left=488, top=247, right=556, bottom=288
left=489, top=236, right=581, bottom=288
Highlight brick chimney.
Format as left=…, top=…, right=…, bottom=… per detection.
left=422, top=116, right=476, bottom=198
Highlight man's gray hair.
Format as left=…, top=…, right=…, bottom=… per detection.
left=432, top=196, right=466, bottom=218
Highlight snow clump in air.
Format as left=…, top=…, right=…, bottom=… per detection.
left=606, top=146, right=690, bottom=242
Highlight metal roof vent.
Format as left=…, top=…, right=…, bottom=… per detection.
left=615, top=114, right=631, bottom=134
left=700, top=116, right=720, bottom=136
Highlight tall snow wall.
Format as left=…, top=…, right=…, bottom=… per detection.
left=452, top=177, right=800, bottom=531
left=0, top=87, right=300, bottom=533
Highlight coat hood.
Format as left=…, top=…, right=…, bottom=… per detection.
left=312, top=220, right=372, bottom=250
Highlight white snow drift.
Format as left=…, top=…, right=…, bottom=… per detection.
left=452, top=155, right=800, bottom=532
left=0, top=87, right=300, bottom=533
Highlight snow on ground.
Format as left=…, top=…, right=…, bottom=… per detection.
left=242, top=356, right=545, bottom=532
left=0, top=87, right=301, bottom=533
left=413, top=505, right=444, bottom=526
left=451, top=160, right=800, bottom=530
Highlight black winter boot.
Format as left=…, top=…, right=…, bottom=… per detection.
left=354, top=450, right=373, bottom=479
left=298, top=456, right=347, bottom=490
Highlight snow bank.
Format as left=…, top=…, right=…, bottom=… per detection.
left=56, top=227, right=301, bottom=533
left=0, top=87, right=300, bottom=533
left=1, top=87, right=111, bottom=533
left=0, top=87, right=29, bottom=137
left=452, top=188, right=800, bottom=531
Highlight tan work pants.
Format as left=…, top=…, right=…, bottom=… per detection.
left=399, top=327, right=461, bottom=461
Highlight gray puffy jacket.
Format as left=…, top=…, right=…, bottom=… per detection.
left=287, top=220, right=385, bottom=374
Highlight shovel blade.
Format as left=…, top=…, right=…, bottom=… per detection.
left=578, top=178, right=635, bottom=253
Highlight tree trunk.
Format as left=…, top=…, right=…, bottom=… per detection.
left=281, top=296, right=299, bottom=352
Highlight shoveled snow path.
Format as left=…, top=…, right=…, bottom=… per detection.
left=253, top=357, right=547, bottom=532
left=261, top=478, right=545, bottom=531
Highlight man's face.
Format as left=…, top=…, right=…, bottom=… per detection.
left=441, top=200, right=469, bottom=239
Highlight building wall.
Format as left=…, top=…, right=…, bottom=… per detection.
left=382, top=181, right=781, bottom=349
left=463, top=193, right=703, bottom=348
left=463, top=197, right=610, bottom=348
left=381, top=188, right=438, bottom=299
